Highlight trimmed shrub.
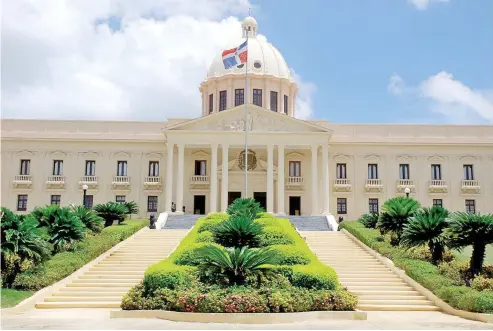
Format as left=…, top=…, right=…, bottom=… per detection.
left=212, top=215, right=263, bottom=248
left=471, top=276, right=493, bottom=291
left=197, top=218, right=224, bottom=233
left=311, top=289, right=358, bottom=311
left=223, top=292, right=269, bottom=313
left=438, top=260, right=470, bottom=285
left=143, top=261, right=197, bottom=293
left=195, top=231, right=214, bottom=243
left=270, top=245, right=310, bottom=265
left=173, top=243, right=222, bottom=266
left=290, top=263, right=339, bottom=290
left=258, top=226, right=295, bottom=246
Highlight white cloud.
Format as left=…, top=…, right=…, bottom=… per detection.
left=1, top=0, right=316, bottom=121
left=408, top=0, right=449, bottom=10
left=291, top=69, right=317, bottom=120
left=388, top=72, right=493, bottom=123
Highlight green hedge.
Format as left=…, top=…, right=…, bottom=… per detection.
left=340, top=221, right=493, bottom=313
left=13, top=220, right=147, bottom=290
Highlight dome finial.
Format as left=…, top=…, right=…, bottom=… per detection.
left=242, top=12, right=258, bottom=38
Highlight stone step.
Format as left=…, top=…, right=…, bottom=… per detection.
left=357, top=295, right=426, bottom=300
left=339, top=277, right=404, bottom=283
left=78, top=274, right=143, bottom=280
left=53, top=291, right=128, bottom=296
left=89, top=267, right=148, bottom=271
left=66, top=282, right=136, bottom=287
left=85, top=270, right=143, bottom=275
left=358, top=299, right=434, bottom=305
left=44, top=296, right=123, bottom=302
left=58, top=287, right=131, bottom=292
left=344, top=281, right=407, bottom=286
left=72, top=279, right=140, bottom=284
left=36, top=302, right=121, bottom=309
left=351, top=290, right=420, bottom=296
left=356, top=304, right=440, bottom=311
left=346, top=285, right=413, bottom=291
left=336, top=273, right=397, bottom=278
left=104, top=257, right=164, bottom=262
left=97, top=261, right=154, bottom=265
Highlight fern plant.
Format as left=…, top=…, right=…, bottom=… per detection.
left=196, top=245, right=276, bottom=285
left=226, top=198, right=263, bottom=220
left=94, top=202, right=127, bottom=227
left=212, top=215, right=263, bottom=248
left=358, top=213, right=379, bottom=229
left=123, top=201, right=139, bottom=220
left=70, top=205, right=104, bottom=233
left=377, top=196, right=421, bottom=245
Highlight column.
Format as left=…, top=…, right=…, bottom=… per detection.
left=165, top=141, right=174, bottom=212
left=175, top=143, right=185, bottom=214
left=277, top=145, right=285, bottom=215
left=227, top=79, right=233, bottom=109
left=210, top=143, right=218, bottom=213
left=267, top=144, right=274, bottom=213
left=322, top=143, right=330, bottom=214
left=311, top=144, right=319, bottom=215
left=220, top=144, right=229, bottom=212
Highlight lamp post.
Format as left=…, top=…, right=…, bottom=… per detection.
left=404, top=187, right=411, bottom=198
left=82, top=184, right=88, bottom=207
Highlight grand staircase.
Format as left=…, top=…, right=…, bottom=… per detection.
left=301, top=230, right=439, bottom=311
left=286, top=216, right=330, bottom=231
left=36, top=228, right=187, bottom=308
left=164, top=214, right=202, bottom=229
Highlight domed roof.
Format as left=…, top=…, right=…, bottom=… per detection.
left=206, top=17, right=292, bottom=81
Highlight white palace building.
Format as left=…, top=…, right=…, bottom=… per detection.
left=1, top=17, right=493, bottom=221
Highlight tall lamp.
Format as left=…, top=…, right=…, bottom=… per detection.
left=82, top=184, right=88, bottom=207
left=404, top=187, right=411, bottom=198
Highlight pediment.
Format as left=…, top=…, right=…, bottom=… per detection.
left=428, top=154, right=447, bottom=162
left=144, top=152, right=163, bottom=159
left=364, top=154, right=381, bottom=161
left=191, top=150, right=210, bottom=158
left=112, top=151, right=131, bottom=159
left=332, top=154, right=352, bottom=162
left=459, top=155, right=479, bottom=162
left=218, top=157, right=277, bottom=173
left=396, top=155, right=414, bottom=161
left=79, top=151, right=100, bottom=158
left=165, top=105, right=330, bottom=133
left=15, top=150, right=37, bottom=158
left=49, top=150, right=68, bottom=157
left=286, top=152, right=305, bottom=159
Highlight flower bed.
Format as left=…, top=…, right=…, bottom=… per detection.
left=340, top=221, right=493, bottom=313
left=122, top=206, right=357, bottom=313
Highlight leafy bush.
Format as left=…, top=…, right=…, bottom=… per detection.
left=358, top=213, right=379, bottom=229
left=311, top=289, right=358, bottom=311
left=438, top=260, right=470, bottom=285
left=212, top=215, right=263, bottom=248
left=226, top=198, right=263, bottom=220
left=258, top=226, right=295, bottom=246
left=173, top=243, right=221, bottom=266
left=406, top=246, right=454, bottom=264
left=471, top=276, right=493, bottom=291
left=70, top=205, right=104, bottom=233
left=340, top=221, right=493, bottom=313
left=269, top=245, right=310, bottom=265
left=290, top=263, right=339, bottom=290
left=197, top=218, right=224, bottom=233
left=93, top=202, right=127, bottom=227
left=13, top=220, right=147, bottom=290
left=377, top=197, right=420, bottom=245
left=195, top=231, right=214, bottom=243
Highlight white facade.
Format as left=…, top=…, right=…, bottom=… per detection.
left=1, top=17, right=493, bottom=220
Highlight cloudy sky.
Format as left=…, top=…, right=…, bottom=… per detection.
left=2, top=0, right=492, bottom=124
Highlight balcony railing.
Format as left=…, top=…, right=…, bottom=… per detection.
left=396, top=179, right=416, bottom=193
left=461, top=179, right=480, bottom=194
left=428, top=180, right=447, bottom=193
left=190, top=175, right=209, bottom=189
left=13, top=175, right=32, bottom=188
left=365, top=179, right=383, bottom=192
left=286, top=176, right=304, bottom=189
left=79, top=176, right=98, bottom=189
left=46, top=175, right=66, bottom=188
left=112, top=176, right=130, bottom=189
left=333, top=179, right=351, bottom=192
left=144, top=176, right=162, bottom=189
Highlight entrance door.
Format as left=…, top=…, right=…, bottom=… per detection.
left=193, top=195, right=206, bottom=215
left=289, top=196, right=301, bottom=215
left=228, top=191, right=242, bottom=206
left=253, top=192, right=267, bottom=211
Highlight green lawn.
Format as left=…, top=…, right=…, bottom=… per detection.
left=1, top=288, right=33, bottom=308
left=454, top=245, right=493, bottom=265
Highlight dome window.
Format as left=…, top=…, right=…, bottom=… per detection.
left=253, top=61, right=262, bottom=69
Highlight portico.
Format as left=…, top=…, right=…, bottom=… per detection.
left=163, top=105, right=333, bottom=216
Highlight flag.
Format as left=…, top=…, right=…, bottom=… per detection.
left=222, top=40, right=248, bottom=69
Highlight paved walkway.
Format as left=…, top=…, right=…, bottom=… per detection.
left=2, top=308, right=492, bottom=330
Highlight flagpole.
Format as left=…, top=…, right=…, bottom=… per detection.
left=244, top=35, right=249, bottom=199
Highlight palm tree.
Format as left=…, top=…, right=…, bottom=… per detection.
left=213, top=215, right=263, bottom=248
left=226, top=198, right=264, bottom=220
left=123, top=201, right=139, bottom=220
left=401, top=206, right=449, bottom=264
left=70, top=205, right=104, bottom=233
left=45, top=207, right=86, bottom=252
left=1, top=211, right=51, bottom=287
left=358, top=212, right=379, bottom=229
left=197, top=245, right=276, bottom=285
left=377, top=196, right=421, bottom=246
left=93, top=202, right=127, bottom=227
left=446, top=212, right=493, bottom=276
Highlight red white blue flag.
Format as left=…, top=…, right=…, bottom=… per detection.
left=222, top=40, right=248, bottom=69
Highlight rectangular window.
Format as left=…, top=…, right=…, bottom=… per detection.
left=116, top=195, right=126, bottom=204
left=431, top=164, right=441, bottom=180
left=270, top=91, right=278, bottom=112
left=253, top=89, right=262, bottom=107
left=148, top=161, right=159, bottom=177
left=368, top=164, right=378, bottom=179
left=219, top=90, right=227, bottom=111
left=50, top=195, right=61, bottom=206
left=194, top=160, right=207, bottom=176
left=399, top=164, right=410, bottom=180
left=148, top=196, right=158, bottom=212
left=235, top=89, right=244, bottom=106
left=336, top=163, right=347, bottom=179
left=20, top=159, right=31, bottom=175
left=17, top=195, right=28, bottom=211
left=117, top=161, right=128, bottom=176
left=53, top=160, right=63, bottom=176
left=433, top=199, right=443, bottom=208
left=283, top=95, right=288, bottom=114
left=85, top=160, right=95, bottom=176
left=85, top=195, right=94, bottom=209
left=337, top=198, right=347, bottom=215
left=289, top=161, right=301, bottom=177
left=463, top=164, right=474, bottom=180
left=208, top=94, right=213, bottom=114
left=369, top=198, right=379, bottom=214
left=465, top=199, right=476, bottom=213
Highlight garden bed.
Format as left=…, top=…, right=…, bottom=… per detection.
left=121, top=200, right=357, bottom=313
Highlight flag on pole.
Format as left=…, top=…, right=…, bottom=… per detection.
left=222, top=40, right=248, bottom=69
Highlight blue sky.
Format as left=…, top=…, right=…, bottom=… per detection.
left=255, top=0, right=493, bottom=123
